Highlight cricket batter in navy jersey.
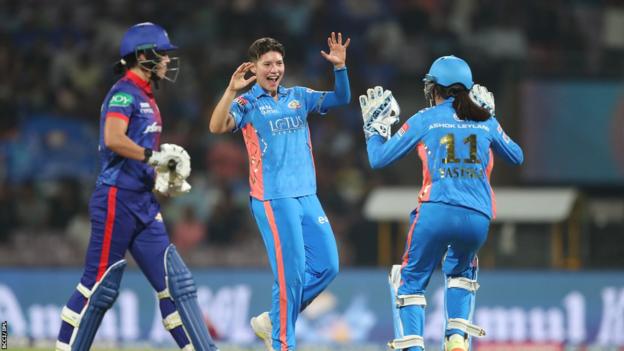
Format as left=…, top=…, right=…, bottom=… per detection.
left=209, top=33, right=350, bottom=351
left=56, top=22, right=218, bottom=351
left=360, top=56, right=523, bottom=351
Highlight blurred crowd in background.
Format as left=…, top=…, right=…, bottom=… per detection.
left=0, top=0, right=623, bottom=268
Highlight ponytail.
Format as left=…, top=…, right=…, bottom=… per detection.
left=434, top=84, right=490, bottom=122
left=112, top=54, right=138, bottom=75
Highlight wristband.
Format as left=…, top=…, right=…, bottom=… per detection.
left=143, top=148, right=153, bottom=163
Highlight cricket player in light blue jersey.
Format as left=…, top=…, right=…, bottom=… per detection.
left=360, top=56, right=523, bottom=351
left=209, top=33, right=351, bottom=351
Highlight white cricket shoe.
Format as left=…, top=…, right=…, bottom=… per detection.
left=251, top=311, right=274, bottom=351
left=445, top=334, right=468, bottom=351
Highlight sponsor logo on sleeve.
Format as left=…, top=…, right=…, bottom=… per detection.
left=397, top=122, right=410, bottom=137
left=235, top=96, right=248, bottom=106
left=109, top=92, right=133, bottom=107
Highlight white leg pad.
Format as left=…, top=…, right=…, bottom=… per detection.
left=447, top=318, right=486, bottom=337
left=163, top=311, right=184, bottom=331
left=76, top=283, right=92, bottom=299
left=182, top=344, right=195, bottom=351
left=157, top=288, right=171, bottom=300
left=388, top=335, right=425, bottom=349
left=447, top=277, right=479, bottom=292
left=396, top=294, right=427, bottom=307
left=60, top=306, right=81, bottom=328
left=55, top=340, right=71, bottom=351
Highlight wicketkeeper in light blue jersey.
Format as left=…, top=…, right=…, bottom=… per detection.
left=209, top=33, right=351, bottom=351
left=360, top=56, right=523, bottom=351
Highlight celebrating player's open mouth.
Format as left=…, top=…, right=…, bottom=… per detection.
left=265, top=73, right=281, bottom=88
left=252, top=50, right=285, bottom=95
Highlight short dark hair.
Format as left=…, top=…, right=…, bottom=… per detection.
left=248, top=37, right=285, bottom=62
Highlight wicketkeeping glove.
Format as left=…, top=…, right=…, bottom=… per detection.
left=360, top=86, right=400, bottom=140
left=469, top=84, right=495, bottom=116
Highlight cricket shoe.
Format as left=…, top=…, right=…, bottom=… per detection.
left=251, top=311, right=274, bottom=351
left=445, top=334, right=468, bottom=351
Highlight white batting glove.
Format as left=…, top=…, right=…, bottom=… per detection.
left=154, top=170, right=192, bottom=197
left=147, top=143, right=191, bottom=179
left=469, top=84, right=495, bottom=116
left=360, top=86, right=400, bottom=140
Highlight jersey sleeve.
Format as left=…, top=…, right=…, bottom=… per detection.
left=300, top=87, right=330, bottom=115
left=489, top=117, right=524, bottom=165
left=105, top=90, right=135, bottom=123
left=230, top=95, right=251, bottom=131
left=366, top=111, right=429, bottom=169
left=301, top=66, right=351, bottom=115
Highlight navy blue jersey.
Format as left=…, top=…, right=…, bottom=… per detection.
left=96, top=71, right=162, bottom=191
left=367, top=98, right=523, bottom=219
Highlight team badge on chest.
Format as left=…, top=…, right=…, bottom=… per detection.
left=288, top=100, right=301, bottom=109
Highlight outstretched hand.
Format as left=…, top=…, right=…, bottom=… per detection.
left=320, top=32, right=350, bottom=69
left=228, top=62, right=256, bottom=92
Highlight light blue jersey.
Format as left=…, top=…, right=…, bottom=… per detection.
left=230, top=68, right=350, bottom=200
left=367, top=98, right=523, bottom=219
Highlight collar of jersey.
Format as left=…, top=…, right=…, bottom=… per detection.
left=125, top=71, right=153, bottom=96
left=250, top=83, right=287, bottom=98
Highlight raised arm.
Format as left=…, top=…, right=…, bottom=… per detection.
left=209, top=62, right=256, bottom=134
left=319, top=32, right=351, bottom=108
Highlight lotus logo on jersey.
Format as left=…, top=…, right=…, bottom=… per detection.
left=143, top=122, right=162, bottom=134
left=269, top=116, right=305, bottom=134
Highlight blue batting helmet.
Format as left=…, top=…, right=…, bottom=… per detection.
left=119, top=22, right=177, bottom=58
left=424, top=55, right=473, bottom=90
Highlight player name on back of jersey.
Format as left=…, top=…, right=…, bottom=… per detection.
left=439, top=166, right=484, bottom=179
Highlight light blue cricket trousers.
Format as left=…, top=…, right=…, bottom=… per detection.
left=399, top=201, right=490, bottom=350
left=251, top=194, right=339, bottom=351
